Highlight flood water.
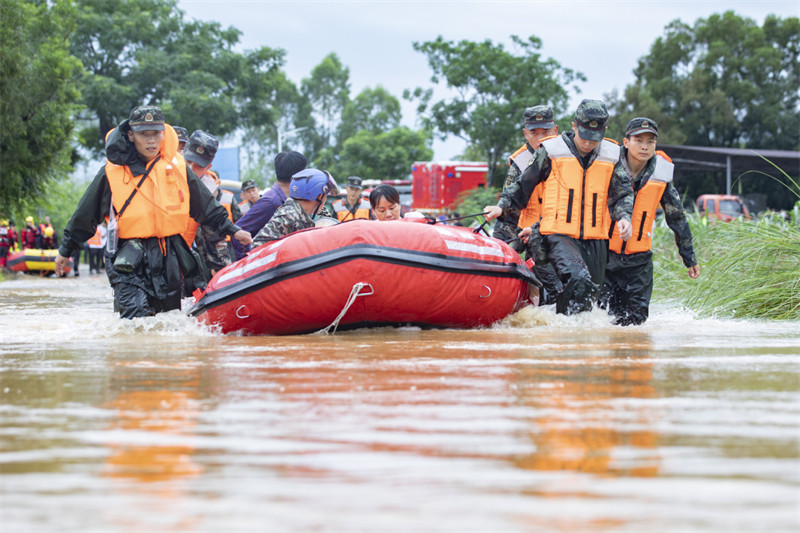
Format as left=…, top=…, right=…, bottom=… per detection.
left=1, top=270, right=798, bottom=532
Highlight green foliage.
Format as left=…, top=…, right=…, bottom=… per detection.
left=610, top=11, right=800, bottom=150
left=70, top=0, right=288, bottom=155
left=338, top=86, right=402, bottom=142
left=451, top=186, right=501, bottom=227
left=298, top=53, right=351, bottom=160
left=653, top=211, right=800, bottom=320
left=407, top=35, right=584, bottom=187
left=327, top=127, right=432, bottom=181
left=0, top=0, right=83, bottom=215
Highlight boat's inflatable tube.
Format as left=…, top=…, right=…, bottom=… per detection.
left=7, top=249, right=73, bottom=274
left=190, top=220, right=540, bottom=336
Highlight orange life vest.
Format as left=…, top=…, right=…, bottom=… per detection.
left=87, top=227, right=103, bottom=247
left=609, top=154, right=673, bottom=254
left=106, top=125, right=190, bottom=240
left=332, top=198, right=371, bottom=222
left=508, top=144, right=545, bottom=229
left=539, top=136, right=620, bottom=240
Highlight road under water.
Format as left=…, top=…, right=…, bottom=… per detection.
left=1, top=273, right=798, bottom=532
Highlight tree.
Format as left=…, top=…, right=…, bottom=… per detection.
left=0, top=0, right=82, bottom=215
left=332, top=127, right=432, bottom=181
left=338, top=86, right=402, bottom=141
left=70, top=0, right=288, bottom=155
left=298, top=53, right=350, bottom=162
left=611, top=11, right=800, bottom=150
left=406, top=35, right=585, bottom=187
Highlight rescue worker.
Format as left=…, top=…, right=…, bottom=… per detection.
left=238, top=179, right=260, bottom=215
left=492, top=105, right=563, bottom=304
left=87, top=223, right=106, bottom=274
left=54, top=105, right=252, bottom=318
left=251, top=169, right=338, bottom=246
left=41, top=226, right=58, bottom=249
left=484, top=99, right=634, bottom=316
left=600, top=117, right=700, bottom=326
left=331, top=176, right=372, bottom=221
left=182, top=130, right=241, bottom=276
left=232, top=150, right=308, bottom=259
left=492, top=105, right=559, bottom=245
left=174, top=126, right=189, bottom=154
left=20, top=216, right=40, bottom=249
left=0, top=219, right=14, bottom=267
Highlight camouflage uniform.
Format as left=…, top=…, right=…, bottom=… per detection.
left=195, top=191, right=242, bottom=273
left=252, top=198, right=331, bottom=247
left=600, top=124, right=697, bottom=326
left=497, top=102, right=634, bottom=315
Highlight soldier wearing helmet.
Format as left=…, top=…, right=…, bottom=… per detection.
left=251, top=169, right=337, bottom=248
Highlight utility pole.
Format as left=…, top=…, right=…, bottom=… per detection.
left=277, top=126, right=308, bottom=153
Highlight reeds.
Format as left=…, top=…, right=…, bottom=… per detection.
left=653, top=205, right=800, bottom=320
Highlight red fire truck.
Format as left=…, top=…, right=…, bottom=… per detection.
left=411, top=161, right=489, bottom=213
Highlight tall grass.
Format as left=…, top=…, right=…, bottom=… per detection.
left=653, top=204, right=800, bottom=320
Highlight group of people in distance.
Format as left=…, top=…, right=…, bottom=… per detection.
left=54, top=99, right=699, bottom=325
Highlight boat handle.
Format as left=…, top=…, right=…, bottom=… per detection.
left=236, top=305, right=250, bottom=319
left=357, top=283, right=374, bottom=297
left=480, top=285, right=492, bottom=298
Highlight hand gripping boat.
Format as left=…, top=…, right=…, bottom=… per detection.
left=189, top=220, right=540, bottom=335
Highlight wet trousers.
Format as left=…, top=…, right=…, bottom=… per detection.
left=600, top=251, right=653, bottom=326
left=545, top=234, right=607, bottom=315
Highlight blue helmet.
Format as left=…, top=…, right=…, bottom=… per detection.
left=289, top=169, right=339, bottom=201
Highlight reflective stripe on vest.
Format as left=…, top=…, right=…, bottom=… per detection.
left=511, top=144, right=543, bottom=228
left=333, top=198, right=371, bottom=221
left=539, top=136, right=619, bottom=239
left=509, top=144, right=533, bottom=173
left=239, top=200, right=252, bottom=214
left=87, top=227, right=103, bottom=247
left=609, top=155, right=673, bottom=254
left=106, top=158, right=190, bottom=240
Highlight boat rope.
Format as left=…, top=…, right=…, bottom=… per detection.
left=321, top=282, right=374, bottom=334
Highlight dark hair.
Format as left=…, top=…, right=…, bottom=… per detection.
left=369, top=184, right=400, bottom=209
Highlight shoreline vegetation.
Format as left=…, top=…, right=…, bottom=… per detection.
left=652, top=205, right=800, bottom=321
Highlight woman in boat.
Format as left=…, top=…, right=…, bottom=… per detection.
left=369, top=184, right=425, bottom=221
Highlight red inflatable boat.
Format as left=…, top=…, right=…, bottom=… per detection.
left=189, top=219, right=540, bottom=335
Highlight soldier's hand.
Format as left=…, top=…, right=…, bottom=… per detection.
left=687, top=264, right=700, bottom=279
left=233, top=230, right=252, bottom=246
left=617, top=219, right=633, bottom=241
left=483, top=205, right=502, bottom=220
left=54, top=254, right=69, bottom=277
left=517, top=226, right=533, bottom=243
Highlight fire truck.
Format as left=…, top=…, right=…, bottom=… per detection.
left=411, top=161, right=489, bottom=213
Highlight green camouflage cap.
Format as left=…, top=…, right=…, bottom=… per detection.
left=241, top=179, right=258, bottom=191
left=129, top=105, right=165, bottom=132
left=346, top=176, right=363, bottom=189
left=184, top=130, right=219, bottom=166
left=625, top=117, right=658, bottom=137
left=174, top=126, right=189, bottom=143
left=523, top=105, right=555, bottom=130
left=574, top=99, right=609, bottom=141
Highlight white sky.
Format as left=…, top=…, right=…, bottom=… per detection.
left=178, top=0, right=799, bottom=160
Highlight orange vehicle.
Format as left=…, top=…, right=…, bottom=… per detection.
left=696, top=194, right=751, bottom=222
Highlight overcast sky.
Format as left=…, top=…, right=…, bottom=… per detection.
left=177, top=0, right=799, bottom=159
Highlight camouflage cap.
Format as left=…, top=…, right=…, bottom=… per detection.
left=573, top=99, right=609, bottom=141
left=241, top=179, right=258, bottom=191
left=129, top=105, right=165, bottom=132
left=625, top=117, right=658, bottom=137
left=346, top=176, right=363, bottom=189
left=184, top=130, right=219, bottom=166
left=523, top=105, right=555, bottom=130
left=173, top=126, right=189, bottom=143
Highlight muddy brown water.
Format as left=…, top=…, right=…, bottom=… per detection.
left=1, top=272, right=798, bottom=532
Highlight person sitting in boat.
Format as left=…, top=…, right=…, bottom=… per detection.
left=20, top=216, right=40, bottom=249
left=41, top=226, right=58, bottom=250
left=251, top=169, right=337, bottom=248
left=369, top=184, right=425, bottom=221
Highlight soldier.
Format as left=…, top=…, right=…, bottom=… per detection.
left=492, top=105, right=559, bottom=245
left=484, top=99, right=634, bottom=315
left=231, top=150, right=308, bottom=259
left=183, top=130, right=241, bottom=276
left=238, top=179, right=260, bottom=215
left=251, top=169, right=338, bottom=246
left=331, top=176, right=372, bottom=221
left=600, top=117, right=700, bottom=325
left=174, top=126, right=189, bottom=154
left=55, top=106, right=251, bottom=317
